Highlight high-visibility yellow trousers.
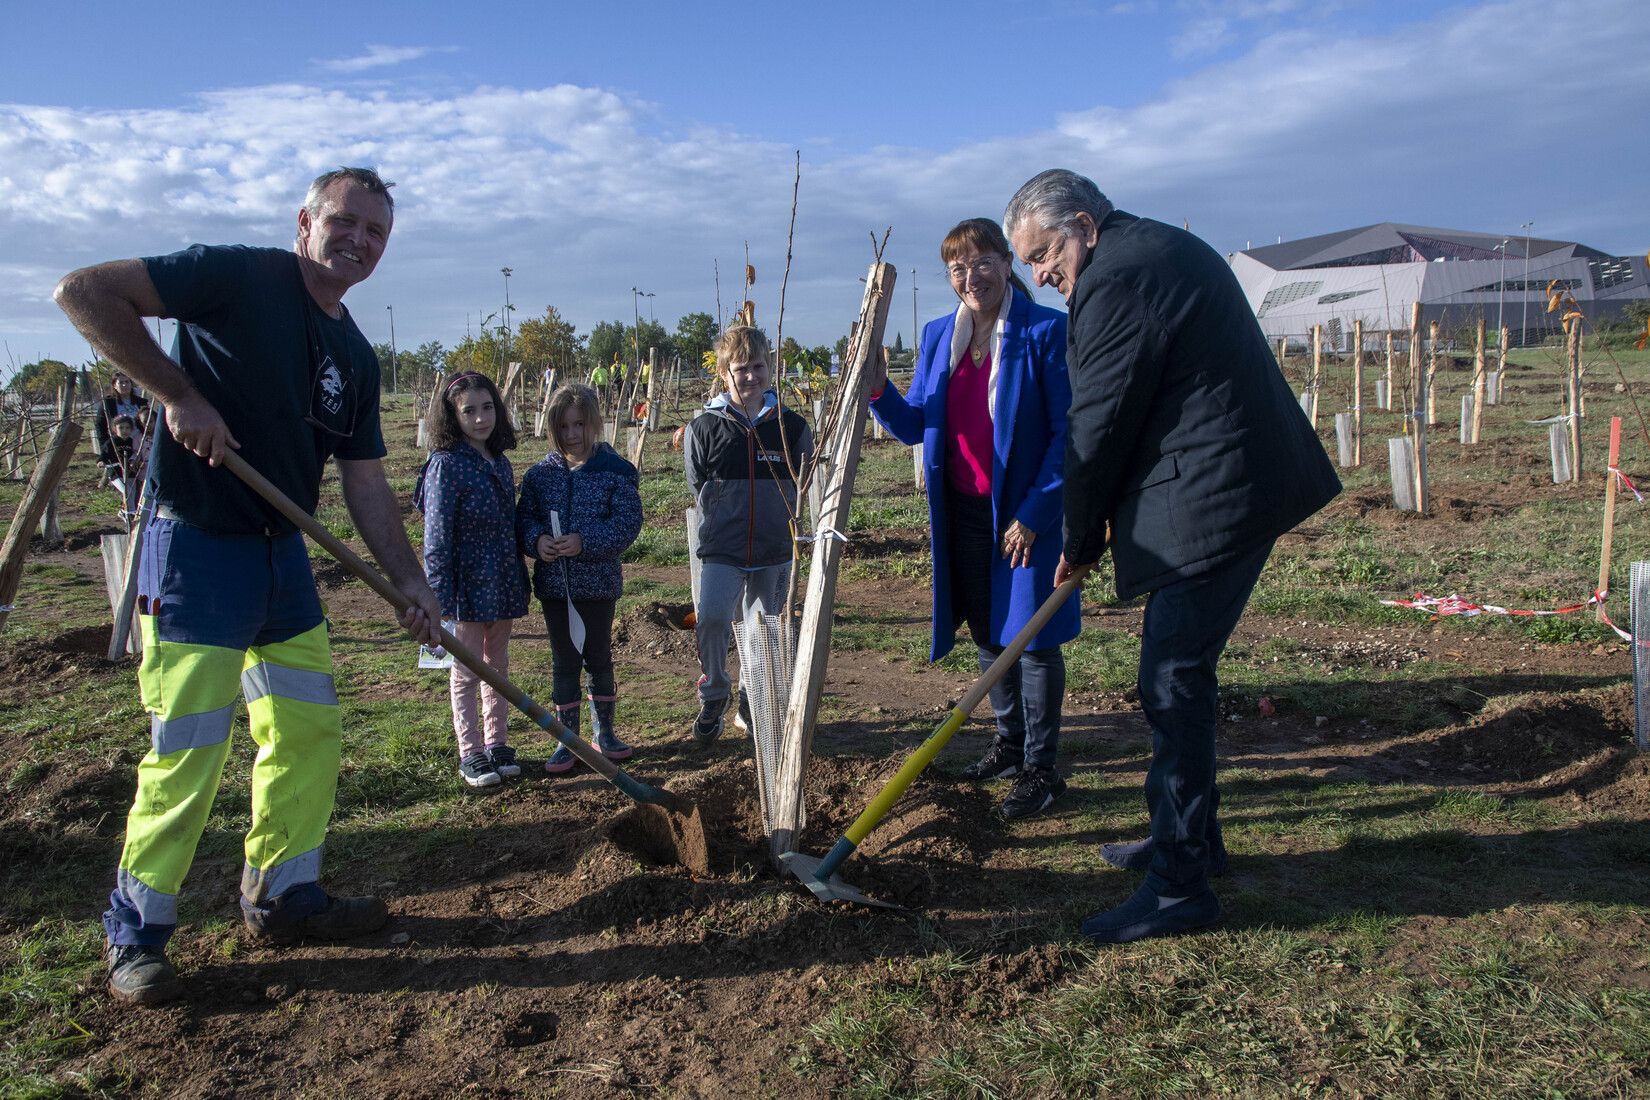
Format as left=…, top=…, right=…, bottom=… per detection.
left=104, top=519, right=342, bottom=946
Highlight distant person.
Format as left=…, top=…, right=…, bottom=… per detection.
left=866, top=217, right=1077, bottom=819
left=103, top=414, right=138, bottom=494
left=94, top=371, right=148, bottom=473
left=1004, top=168, right=1340, bottom=943
left=416, top=371, right=531, bottom=788
left=53, top=166, right=441, bottom=1006
left=683, top=326, right=811, bottom=743
left=516, top=383, right=643, bottom=770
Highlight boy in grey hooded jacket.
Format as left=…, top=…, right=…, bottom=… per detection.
left=683, top=327, right=811, bottom=742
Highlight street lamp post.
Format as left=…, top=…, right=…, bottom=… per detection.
left=501, top=268, right=513, bottom=365
left=386, top=305, right=397, bottom=394
left=629, top=287, right=648, bottom=382
left=911, top=268, right=918, bottom=366
left=1495, top=240, right=1507, bottom=336
left=1520, top=222, right=1534, bottom=347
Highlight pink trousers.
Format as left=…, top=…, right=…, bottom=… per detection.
left=450, top=619, right=512, bottom=758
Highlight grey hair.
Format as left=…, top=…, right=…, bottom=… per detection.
left=296, top=167, right=395, bottom=246
left=1003, top=169, right=1113, bottom=240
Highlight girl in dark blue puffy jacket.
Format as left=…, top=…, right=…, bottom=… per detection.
left=417, top=372, right=531, bottom=789
left=516, top=383, right=644, bottom=772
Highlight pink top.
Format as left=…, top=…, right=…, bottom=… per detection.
left=945, top=348, right=993, bottom=497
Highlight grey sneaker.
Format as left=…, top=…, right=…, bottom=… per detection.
left=485, top=744, right=521, bottom=778
left=731, top=688, right=753, bottom=733
left=1000, top=767, right=1066, bottom=820
left=106, top=943, right=181, bottom=1005
left=692, top=698, right=728, bottom=745
left=459, top=751, right=502, bottom=788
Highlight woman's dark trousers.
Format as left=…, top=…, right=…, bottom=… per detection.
left=946, top=486, right=1064, bottom=771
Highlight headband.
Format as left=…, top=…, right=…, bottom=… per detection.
left=444, top=372, right=486, bottom=396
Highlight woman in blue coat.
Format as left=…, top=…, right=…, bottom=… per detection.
left=868, top=217, right=1078, bottom=819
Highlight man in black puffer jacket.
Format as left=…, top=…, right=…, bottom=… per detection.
left=1006, top=169, right=1340, bottom=944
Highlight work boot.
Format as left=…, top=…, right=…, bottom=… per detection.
left=692, top=697, right=728, bottom=745
left=106, top=943, right=182, bottom=1005
left=545, top=704, right=580, bottom=774
left=241, top=884, right=388, bottom=946
left=589, top=695, right=632, bottom=760
left=1000, top=766, right=1066, bottom=820
left=961, top=740, right=1024, bottom=781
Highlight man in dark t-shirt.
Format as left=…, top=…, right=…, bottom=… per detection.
left=55, top=167, right=441, bottom=1006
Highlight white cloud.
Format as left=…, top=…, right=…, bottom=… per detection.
left=2, top=0, right=1645, bottom=364
left=317, top=44, right=452, bottom=73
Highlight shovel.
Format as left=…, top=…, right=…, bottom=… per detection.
left=220, top=450, right=710, bottom=874
left=549, top=511, right=585, bottom=653
left=780, top=573, right=1084, bottom=907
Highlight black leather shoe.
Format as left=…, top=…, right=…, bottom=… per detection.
left=1081, top=884, right=1220, bottom=944
left=106, top=943, right=182, bottom=1005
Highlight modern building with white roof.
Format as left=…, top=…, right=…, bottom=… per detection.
left=1230, top=224, right=1648, bottom=348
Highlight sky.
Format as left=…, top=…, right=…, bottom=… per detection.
left=3, top=0, right=1647, bottom=373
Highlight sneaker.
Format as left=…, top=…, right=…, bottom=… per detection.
left=961, top=741, right=1024, bottom=781
left=692, top=698, right=728, bottom=745
left=459, top=751, right=502, bottom=788
left=486, top=744, right=521, bottom=778
left=241, top=886, right=389, bottom=946
left=543, top=744, right=578, bottom=774
left=999, top=766, right=1066, bottom=820
left=106, top=943, right=181, bottom=1005
left=731, top=688, right=753, bottom=733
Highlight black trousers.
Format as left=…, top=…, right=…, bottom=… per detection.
left=946, top=485, right=1065, bottom=770
left=540, top=597, right=616, bottom=708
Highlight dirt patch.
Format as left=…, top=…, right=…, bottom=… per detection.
left=0, top=623, right=127, bottom=701
left=613, top=600, right=699, bottom=662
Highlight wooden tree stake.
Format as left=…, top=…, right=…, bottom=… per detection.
left=1470, top=318, right=1487, bottom=444
left=1426, top=320, right=1440, bottom=426
left=1410, top=303, right=1429, bottom=511
left=1310, top=324, right=1321, bottom=428
left=0, top=418, right=84, bottom=635
left=769, top=261, right=896, bottom=862
left=1352, top=319, right=1363, bottom=465
left=1568, top=320, right=1584, bottom=479
left=1599, top=416, right=1622, bottom=620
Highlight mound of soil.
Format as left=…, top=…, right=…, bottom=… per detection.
left=0, top=624, right=126, bottom=700
left=613, top=601, right=698, bottom=661
left=1419, top=685, right=1637, bottom=781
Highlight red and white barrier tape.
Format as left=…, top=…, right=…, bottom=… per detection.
left=1609, top=464, right=1645, bottom=503
left=1379, top=590, right=1632, bottom=642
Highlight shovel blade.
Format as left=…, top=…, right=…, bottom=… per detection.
left=778, top=852, right=903, bottom=910
left=567, top=598, right=586, bottom=653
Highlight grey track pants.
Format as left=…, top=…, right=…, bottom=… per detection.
left=694, top=561, right=790, bottom=703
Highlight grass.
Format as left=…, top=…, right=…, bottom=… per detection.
left=3, top=355, right=1649, bottom=1094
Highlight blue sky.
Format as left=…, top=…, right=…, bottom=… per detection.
left=3, top=0, right=1647, bottom=370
